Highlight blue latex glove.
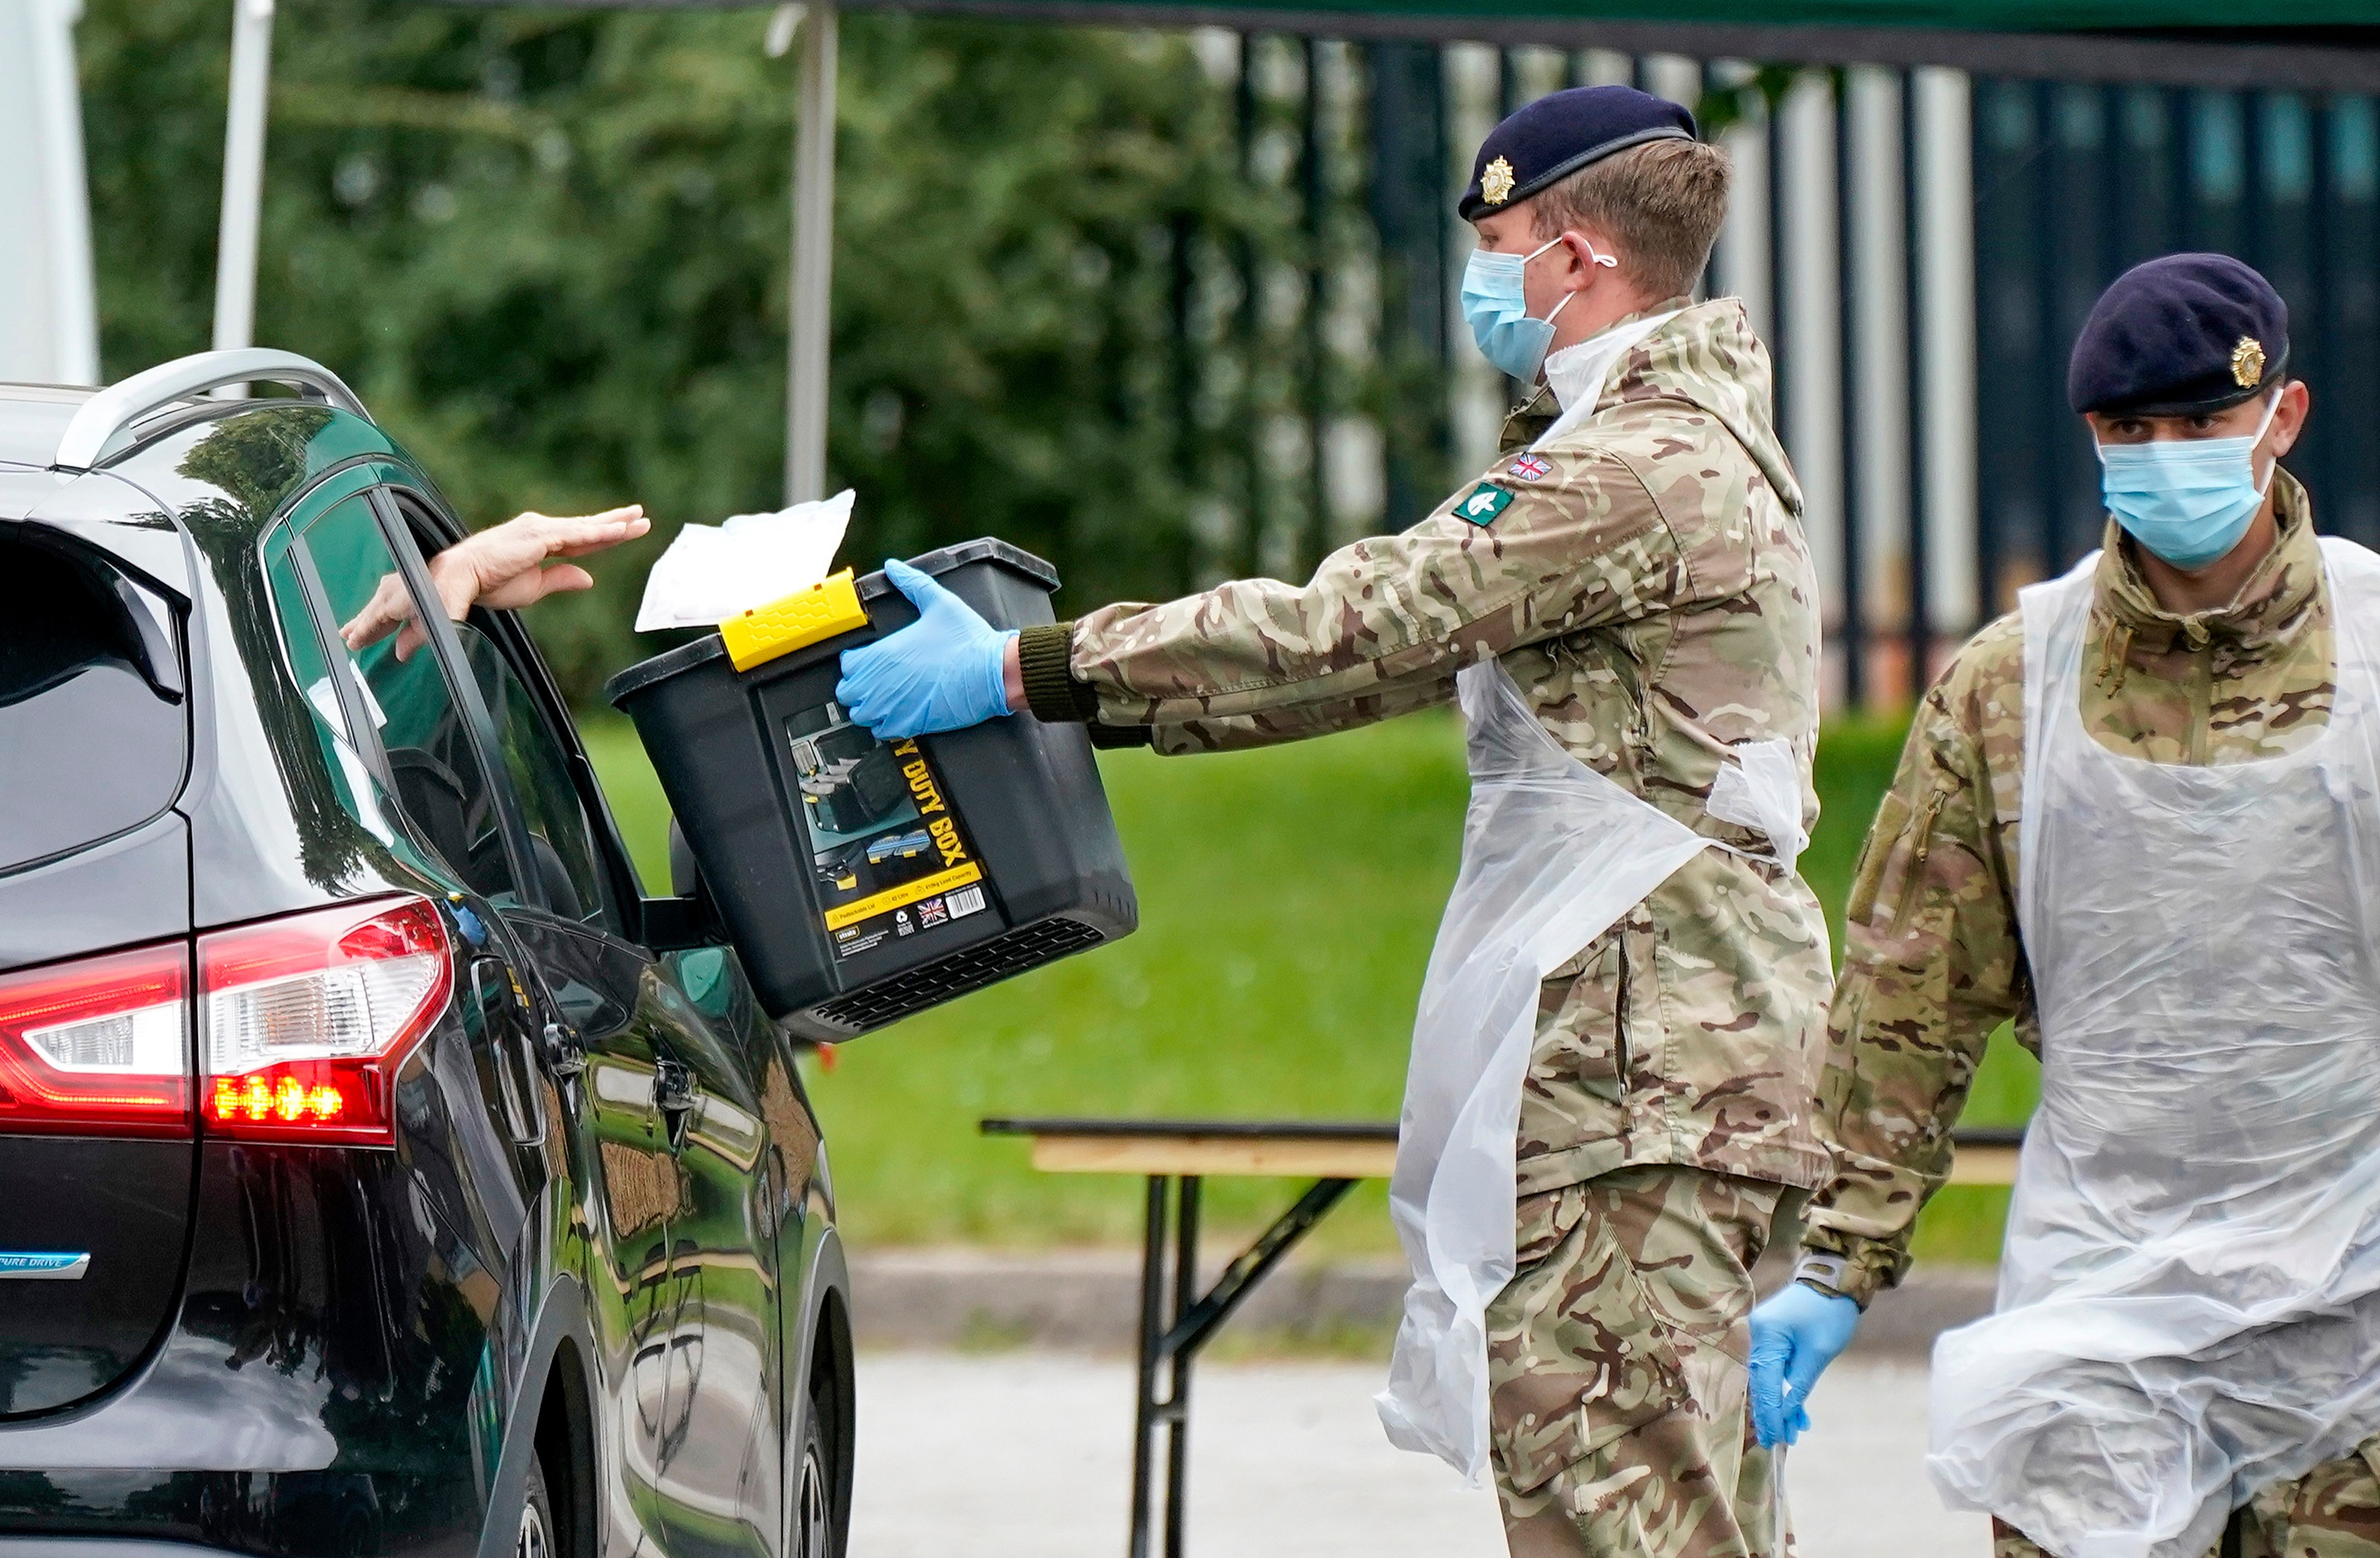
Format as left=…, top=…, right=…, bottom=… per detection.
left=835, top=559, right=1017, bottom=738
left=1747, top=1281, right=1861, bottom=1447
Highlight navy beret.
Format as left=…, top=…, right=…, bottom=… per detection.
left=1458, top=86, right=1696, bottom=222
left=2067, top=253, right=2290, bottom=417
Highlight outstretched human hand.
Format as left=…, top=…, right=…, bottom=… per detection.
left=341, top=505, right=650, bottom=659
left=1747, top=1282, right=1861, bottom=1447
left=834, top=559, right=1017, bottom=738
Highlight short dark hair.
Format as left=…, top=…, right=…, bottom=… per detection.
left=1528, top=138, right=1731, bottom=301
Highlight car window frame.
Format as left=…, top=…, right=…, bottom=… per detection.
left=262, top=491, right=505, bottom=888
left=352, top=487, right=548, bottom=914
left=263, top=521, right=402, bottom=800
left=261, top=477, right=543, bottom=910
left=449, top=617, right=624, bottom=931
left=377, top=485, right=653, bottom=944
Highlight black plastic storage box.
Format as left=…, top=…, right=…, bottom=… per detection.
left=604, top=540, right=1136, bottom=1038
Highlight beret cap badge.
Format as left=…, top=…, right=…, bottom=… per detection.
left=1480, top=156, right=1516, bottom=205
left=2066, top=254, right=2289, bottom=415
left=2231, top=336, right=2267, bottom=389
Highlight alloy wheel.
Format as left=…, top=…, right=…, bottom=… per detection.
left=793, top=1439, right=831, bottom=1558
left=516, top=1495, right=551, bottom=1558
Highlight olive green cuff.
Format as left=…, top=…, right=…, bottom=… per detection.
left=1018, top=621, right=1099, bottom=724
left=1794, top=1232, right=1908, bottom=1309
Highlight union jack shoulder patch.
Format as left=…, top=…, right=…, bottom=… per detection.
left=1507, top=454, right=1552, bottom=482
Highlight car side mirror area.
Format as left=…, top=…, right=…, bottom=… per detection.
left=639, top=817, right=729, bottom=952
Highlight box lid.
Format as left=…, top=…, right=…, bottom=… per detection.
left=603, top=537, right=1059, bottom=707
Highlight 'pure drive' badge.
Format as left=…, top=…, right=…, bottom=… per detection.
left=0, top=1251, right=89, bottom=1280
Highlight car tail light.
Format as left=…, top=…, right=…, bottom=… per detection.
left=0, top=942, right=191, bottom=1136
left=199, top=896, right=450, bottom=1146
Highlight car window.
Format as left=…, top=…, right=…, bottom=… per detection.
left=263, top=532, right=406, bottom=852
left=0, top=531, right=185, bottom=872
left=452, top=620, right=621, bottom=932
left=287, top=494, right=523, bottom=906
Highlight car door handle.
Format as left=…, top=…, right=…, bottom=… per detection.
left=653, top=1059, right=697, bottom=1116
left=540, top=1021, right=586, bottom=1078
left=653, top=1059, right=698, bottom=1152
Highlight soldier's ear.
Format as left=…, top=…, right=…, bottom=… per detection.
left=2271, top=379, right=2312, bottom=457
left=1558, top=230, right=1622, bottom=285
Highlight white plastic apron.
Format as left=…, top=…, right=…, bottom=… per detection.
left=1375, top=658, right=1805, bottom=1479
left=1928, top=537, right=2380, bottom=1558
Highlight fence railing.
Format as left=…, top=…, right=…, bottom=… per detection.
left=1209, top=40, right=1982, bottom=709
left=1195, top=30, right=2380, bottom=709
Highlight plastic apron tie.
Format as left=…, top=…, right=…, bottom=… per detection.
left=1374, top=658, right=1798, bottom=1481
left=1928, top=537, right=2380, bottom=1558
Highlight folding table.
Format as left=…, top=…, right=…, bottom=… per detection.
left=980, top=1117, right=1398, bottom=1558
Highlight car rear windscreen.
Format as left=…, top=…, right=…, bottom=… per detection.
left=0, top=533, right=187, bottom=873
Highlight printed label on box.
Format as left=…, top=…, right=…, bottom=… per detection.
left=784, top=705, right=991, bottom=960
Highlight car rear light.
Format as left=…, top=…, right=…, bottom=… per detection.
left=0, top=942, right=191, bottom=1137
left=199, top=895, right=451, bottom=1146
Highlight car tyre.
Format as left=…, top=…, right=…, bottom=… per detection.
left=516, top=1452, right=557, bottom=1558
left=793, top=1382, right=842, bottom=1558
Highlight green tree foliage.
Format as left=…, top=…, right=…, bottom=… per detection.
left=77, top=2, right=1299, bottom=699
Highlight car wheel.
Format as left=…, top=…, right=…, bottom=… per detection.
left=516, top=1454, right=557, bottom=1558
left=792, top=1400, right=835, bottom=1558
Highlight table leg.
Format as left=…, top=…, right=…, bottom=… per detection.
left=1164, top=1178, right=1355, bottom=1359
left=1163, top=1176, right=1201, bottom=1558
left=1125, top=1175, right=1359, bottom=1558
left=1129, top=1174, right=1169, bottom=1558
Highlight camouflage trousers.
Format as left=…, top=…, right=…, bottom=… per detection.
left=1486, top=1165, right=1788, bottom=1558
left=1991, top=1444, right=2380, bottom=1557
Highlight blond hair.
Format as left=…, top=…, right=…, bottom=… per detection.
left=1528, top=138, right=1731, bottom=301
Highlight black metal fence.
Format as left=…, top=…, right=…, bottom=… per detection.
left=1974, top=81, right=2380, bottom=609
left=1197, top=31, right=2380, bottom=709
left=1210, top=42, right=1970, bottom=707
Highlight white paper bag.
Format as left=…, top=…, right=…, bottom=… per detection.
left=634, top=488, right=855, bottom=630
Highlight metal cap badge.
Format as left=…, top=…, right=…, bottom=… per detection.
left=2231, top=336, right=2266, bottom=389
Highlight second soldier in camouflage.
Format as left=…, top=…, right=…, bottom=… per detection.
left=1756, top=254, right=2380, bottom=1555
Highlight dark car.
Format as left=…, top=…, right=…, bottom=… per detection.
left=0, top=350, right=854, bottom=1558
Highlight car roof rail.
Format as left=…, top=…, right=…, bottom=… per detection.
left=51, top=348, right=371, bottom=473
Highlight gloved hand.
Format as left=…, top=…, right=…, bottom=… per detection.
left=1747, top=1281, right=1861, bottom=1447
left=835, top=558, right=1017, bottom=738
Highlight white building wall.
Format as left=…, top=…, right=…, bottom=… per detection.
left=0, top=0, right=100, bottom=386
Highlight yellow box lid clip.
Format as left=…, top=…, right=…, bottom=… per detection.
left=720, top=568, right=869, bottom=673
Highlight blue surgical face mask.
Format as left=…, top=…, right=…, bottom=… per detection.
left=1459, top=234, right=1616, bottom=382
left=2096, top=392, right=2283, bottom=570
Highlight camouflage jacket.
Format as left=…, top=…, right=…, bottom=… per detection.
left=1801, top=476, right=2335, bottom=1303
left=1016, top=298, right=1836, bottom=1193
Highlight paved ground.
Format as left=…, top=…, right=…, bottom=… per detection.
left=850, top=1350, right=1990, bottom=1557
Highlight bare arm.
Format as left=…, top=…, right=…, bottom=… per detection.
left=340, top=505, right=651, bottom=659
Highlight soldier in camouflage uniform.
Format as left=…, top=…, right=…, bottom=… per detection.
left=835, top=85, right=1826, bottom=1558
left=1750, top=255, right=2380, bottom=1555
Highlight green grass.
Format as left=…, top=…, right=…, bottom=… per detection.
left=583, top=708, right=2037, bottom=1264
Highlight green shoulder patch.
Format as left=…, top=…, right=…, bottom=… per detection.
left=1455, top=482, right=1514, bottom=526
